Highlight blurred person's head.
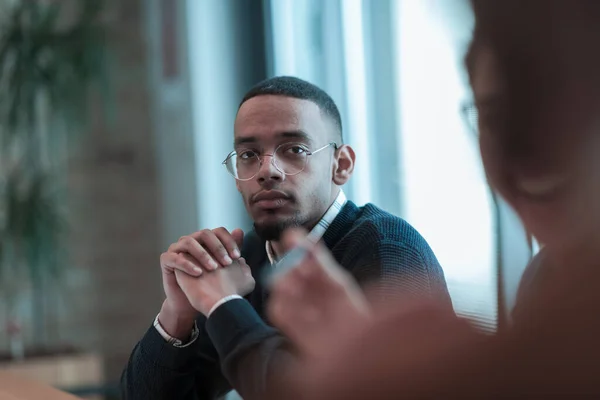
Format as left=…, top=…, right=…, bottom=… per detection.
left=466, top=0, right=600, bottom=251
left=228, top=76, right=355, bottom=241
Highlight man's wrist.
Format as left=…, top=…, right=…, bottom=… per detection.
left=158, top=301, right=197, bottom=341
left=154, top=314, right=199, bottom=347
left=207, top=294, right=243, bottom=317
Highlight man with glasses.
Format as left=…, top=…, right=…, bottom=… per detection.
left=121, top=76, right=451, bottom=400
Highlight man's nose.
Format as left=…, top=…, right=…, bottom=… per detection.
left=256, top=154, right=285, bottom=183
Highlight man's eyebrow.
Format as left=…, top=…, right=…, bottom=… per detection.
left=234, top=136, right=257, bottom=147
left=234, top=131, right=313, bottom=147
left=279, top=130, right=313, bottom=143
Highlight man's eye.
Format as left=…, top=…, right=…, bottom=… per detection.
left=239, top=150, right=258, bottom=159
left=286, top=145, right=308, bottom=155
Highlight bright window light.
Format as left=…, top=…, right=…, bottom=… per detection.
left=340, top=0, right=373, bottom=206
left=394, top=0, right=496, bottom=326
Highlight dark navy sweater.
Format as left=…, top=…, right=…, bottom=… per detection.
left=121, top=201, right=452, bottom=400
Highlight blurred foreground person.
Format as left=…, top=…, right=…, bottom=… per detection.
left=266, top=0, right=600, bottom=398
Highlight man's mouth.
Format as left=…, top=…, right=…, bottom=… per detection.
left=252, top=190, right=292, bottom=209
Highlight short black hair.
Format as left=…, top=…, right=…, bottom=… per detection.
left=239, top=76, right=343, bottom=143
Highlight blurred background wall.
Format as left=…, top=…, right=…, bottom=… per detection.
left=66, top=0, right=162, bottom=382
left=0, top=0, right=163, bottom=393
left=0, top=0, right=535, bottom=398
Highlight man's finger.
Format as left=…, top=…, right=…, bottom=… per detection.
left=231, top=228, right=244, bottom=254
left=197, top=229, right=234, bottom=266
left=281, top=228, right=308, bottom=253
left=174, top=268, right=198, bottom=285
left=161, top=252, right=203, bottom=276
left=213, top=227, right=243, bottom=261
left=237, top=257, right=252, bottom=276
left=173, top=269, right=201, bottom=300
left=269, top=274, right=304, bottom=327
left=264, top=245, right=309, bottom=287
left=170, top=236, right=220, bottom=270
left=284, top=240, right=346, bottom=294
left=268, top=293, right=291, bottom=334
left=303, top=242, right=369, bottom=313
left=184, top=230, right=230, bottom=264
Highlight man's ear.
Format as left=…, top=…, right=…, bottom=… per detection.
left=332, top=144, right=355, bottom=185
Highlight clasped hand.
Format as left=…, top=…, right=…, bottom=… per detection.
left=160, top=227, right=255, bottom=318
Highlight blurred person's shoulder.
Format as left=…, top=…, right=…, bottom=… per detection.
left=501, top=249, right=600, bottom=398
left=512, top=240, right=600, bottom=349
left=512, top=248, right=552, bottom=326
left=513, top=244, right=600, bottom=327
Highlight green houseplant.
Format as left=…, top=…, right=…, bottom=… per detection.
left=0, top=0, right=110, bottom=360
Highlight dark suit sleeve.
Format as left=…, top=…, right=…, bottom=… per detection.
left=204, top=298, right=296, bottom=400
left=121, top=232, right=452, bottom=399
left=120, top=316, right=231, bottom=400
left=120, top=300, right=296, bottom=400
left=348, top=239, right=453, bottom=308
left=121, top=232, right=277, bottom=400
left=202, top=242, right=453, bottom=399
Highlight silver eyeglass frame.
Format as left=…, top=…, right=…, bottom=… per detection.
left=222, top=141, right=338, bottom=181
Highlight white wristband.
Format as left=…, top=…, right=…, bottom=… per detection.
left=153, top=314, right=199, bottom=348
left=208, top=295, right=244, bottom=317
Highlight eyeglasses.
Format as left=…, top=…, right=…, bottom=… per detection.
left=222, top=142, right=338, bottom=181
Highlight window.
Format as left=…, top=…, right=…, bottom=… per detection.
left=261, top=0, right=533, bottom=329
left=393, top=0, right=497, bottom=329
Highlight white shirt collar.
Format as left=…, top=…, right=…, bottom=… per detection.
left=265, top=190, right=347, bottom=264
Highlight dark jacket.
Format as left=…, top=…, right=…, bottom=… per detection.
left=121, top=201, right=452, bottom=400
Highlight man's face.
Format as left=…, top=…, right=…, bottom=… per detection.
left=233, top=95, right=338, bottom=241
